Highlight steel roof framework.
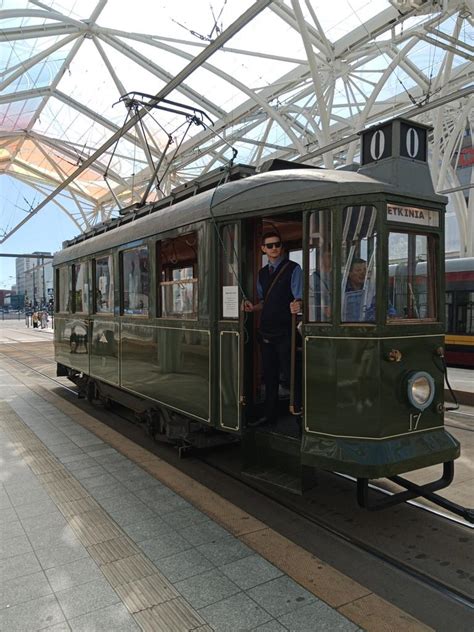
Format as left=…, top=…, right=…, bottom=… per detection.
left=0, top=0, right=473, bottom=253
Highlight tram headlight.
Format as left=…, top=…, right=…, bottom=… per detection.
left=407, top=371, right=435, bottom=411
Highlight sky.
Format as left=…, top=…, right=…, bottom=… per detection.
left=0, top=177, right=79, bottom=288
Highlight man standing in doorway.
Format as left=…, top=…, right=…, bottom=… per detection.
left=243, top=231, right=302, bottom=425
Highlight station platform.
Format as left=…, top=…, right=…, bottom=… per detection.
left=0, top=323, right=469, bottom=631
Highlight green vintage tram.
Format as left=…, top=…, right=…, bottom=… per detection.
left=53, top=118, right=470, bottom=519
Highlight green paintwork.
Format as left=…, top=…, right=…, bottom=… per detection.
left=301, top=428, right=460, bottom=478
left=90, top=319, right=119, bottom=385
left=120, top=323, right=210, bottom=422
left=54, top=317, right=89, bottom=374
left=304, top=334, right=446, bottom=439
left=219, top=331, right=240, bottom=430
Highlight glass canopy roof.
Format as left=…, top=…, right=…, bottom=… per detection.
left=1, top=0, right=472, bottom=251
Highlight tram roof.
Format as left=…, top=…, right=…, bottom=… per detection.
left=54, top=167, right=395, bottom=265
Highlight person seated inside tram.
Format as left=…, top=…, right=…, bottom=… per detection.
left=344, top=257, right=396, bottom=322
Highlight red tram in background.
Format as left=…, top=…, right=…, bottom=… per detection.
left=389, top=257, right=473, bottom=369
left=445, top=257, right=474, bottom=368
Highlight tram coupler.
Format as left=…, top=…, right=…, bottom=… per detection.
left=357, top=462, right=474, bottom=523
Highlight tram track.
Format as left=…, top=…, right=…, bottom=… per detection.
left=1, top=344, right=473, bottom=616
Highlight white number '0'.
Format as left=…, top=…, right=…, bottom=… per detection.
left=406, top=128, right=419, bottom=158
left=370, top=130, right=385, bottom=160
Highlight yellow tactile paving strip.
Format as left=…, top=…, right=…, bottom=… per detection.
left=3, top=359, right=433, bottom=632
left=0, top=402, right=208, bottom=630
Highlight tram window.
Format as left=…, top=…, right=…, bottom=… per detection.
left=159, top=232, right=198, bottom=319
left=122, top=246, right=149, bottom=316
left=341, top=205, right=377, bottom=323
left=95, top=255, right=114, bottom=313
left=220, top=224, right=239, bottom=319
left=308, top=210, right=332, bottom=322
left=72, top=262, right=89, bottom=314
left=57, top=266, right=70, bottom=313
left=455, top=291, right=474, bottom=334
left=445, top=292, right=454, bottom=333
left=388, top=233, right=436, bottom=321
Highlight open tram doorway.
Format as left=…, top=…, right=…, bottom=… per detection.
left=242, top=213, right=303, bottom=439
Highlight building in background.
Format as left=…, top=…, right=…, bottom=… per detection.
left=16, top=252, right=53, bottom=309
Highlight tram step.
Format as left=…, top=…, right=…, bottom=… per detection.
left=242, top=430, right=316, bottom=495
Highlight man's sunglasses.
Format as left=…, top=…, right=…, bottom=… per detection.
left=264, top=241, right=281, bottom=249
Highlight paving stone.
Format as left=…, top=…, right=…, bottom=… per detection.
left=83, top=446, right=117, bottom=458
left=57, top=496, right=102, bottom=519
left=134, top=598, right=205, bottom=632
left=0, top=569, right=52, bottom=609
left=63, top=456, right=100, bottom=472
left=198, top=592, right=272, bottom=632
left=87, top=481, right=130, bottom=501
left=87, top=537, right=140, bottom=565
left=67, top=512, right=123, bottom=546
left=35, top=541, right=89, bottom=570
left=98, top=492, right=151, bottom=513
left=178, top=520, right=231, bottom=547
left=278, top=601, right=360, bottom=631
left=148, top=494, right=191, bottom=515
left=220, top=554, right=283, bottom=590
left=0, top=532, right=33, bottom=560
left=45, top=556, right=103, bottom=592
left=0, top=593, right=65, bottom=631
left=0, top=489, right=12, bottom=509
left=0, top=518, right=24, bottom=541
left=161, top=506, right=209, bottom=530
left=153, top=548, right=215, bottom=583
left=41, top=623, right=72, bottom=631
left=174, top=568, right=241, bottom=609
left=106, top=504, right=157, bottom=528
left=68, top=434, right=104, bottom=448
left=121, top=516, right=174, bottom=543
left=101, top=553, right=157, bottom=587
left=253, top=621, right=288, bottom=631
left=21, top=508, right=67, bottom=533
left=5, top=485, right=51, bottom=507
left=66, top=465, right=107, bottom=481
left=26, top=523, right=79, bottom=549
left=14, top=497, right=59, bottom=520
left=0, top=506, right=17, bottom=528
left=138, top=531, right=193, bottom=563
left=134, top=485, right=177, bottom=504
left=247, top=575, right=316, bottom=617
left=69, top=602, right=140, bottom=631
left=55, top=577, right=121, bottom=619
left=0, top=550, right=41, bottom=581
left=197, top=536, right=253, bottom=566
left=115, top=573, right=178, bottom=613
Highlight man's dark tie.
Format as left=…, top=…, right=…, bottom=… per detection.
left=269, top=266, right=274, bottom=275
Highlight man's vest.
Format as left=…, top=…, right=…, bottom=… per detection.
left=259, top=259, right=298, bottom=335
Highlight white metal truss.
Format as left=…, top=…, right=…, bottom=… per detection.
left=0, top=0, right=472, bottom=253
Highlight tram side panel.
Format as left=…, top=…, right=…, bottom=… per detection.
left=55, top=317, right=90, bottom=376
left=302, top=334, right=459, bottom=478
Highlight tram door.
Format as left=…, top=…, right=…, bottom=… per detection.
left=240, top=215, right=303, bottom=434
left=217, top=222, right=245, bottom=433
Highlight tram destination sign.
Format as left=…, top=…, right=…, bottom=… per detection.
left=387, top=204, right=439, bottom=227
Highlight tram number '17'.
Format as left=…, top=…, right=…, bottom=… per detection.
left=409, top=412, right=422, bottom=431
